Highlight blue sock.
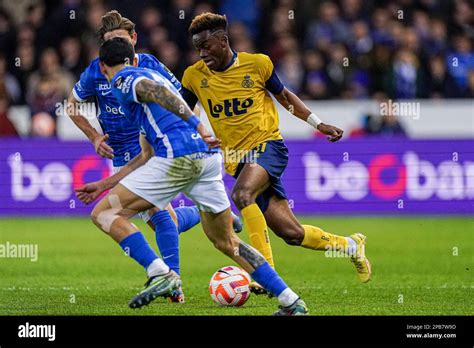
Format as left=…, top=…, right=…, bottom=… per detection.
left=250, top=262, right=288, bottom=297
left=175, top=206, right=200, bottom=233
left=150, top=210, right=180, bottom=275
left=119, top=232, right=158, bottom=270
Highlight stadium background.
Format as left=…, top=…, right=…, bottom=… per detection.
left=0, top=0, right=472, bottom=315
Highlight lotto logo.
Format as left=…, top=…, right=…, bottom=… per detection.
left=207, top=98, right=253, bottom=118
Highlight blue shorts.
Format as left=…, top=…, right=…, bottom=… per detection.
left=233, top=140, right=288, bottom=212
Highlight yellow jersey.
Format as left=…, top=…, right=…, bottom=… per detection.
left=181, top=52, right=283, bottom=175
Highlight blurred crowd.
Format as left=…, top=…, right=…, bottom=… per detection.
left=0, top=0, right=473, bottom=137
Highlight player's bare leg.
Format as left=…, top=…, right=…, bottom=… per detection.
left=91, top=184, right=153, bottom=241
left=199, top=208, right=254, bottom=272
left=264, top=195, right=371, bottom=283
left=90, top=184, right=181, bottom=308
left=198, top=208, right=308, bottom=315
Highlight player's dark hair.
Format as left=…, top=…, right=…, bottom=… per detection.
left=99, top=37, right=134, bottom=67
left=97, top=10, right=135, bottom=43
left=189, top=12, right=227, bottom=35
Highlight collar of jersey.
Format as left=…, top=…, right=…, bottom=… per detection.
left=213, top=50, right=238, bottom=72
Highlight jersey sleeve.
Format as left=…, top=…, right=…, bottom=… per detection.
left=180, top=67, right=198, bottom=109
left=257, top=54, right=284, bottom=95
left=72, top=64, right=96, bottom=101
left=140, top=54, right=182, bottom=91
left=180, top=87, right=198, bottom=110
left=112, top=71, right=148, bottom=104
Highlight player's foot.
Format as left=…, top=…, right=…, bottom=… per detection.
left=231, top=212, right=243, bottom=233
left=129, top=270, right=181, bottom=309
left=273, top=298, right=309, bottom=316
left=164, top=286, right=185, bottom=303
left=249, top=281, right=273, bottom=298
left=349, top=233, right=372, bottom=283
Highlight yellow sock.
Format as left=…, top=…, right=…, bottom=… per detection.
left=241, top=204, right=275, bottom=268
left=301, top=225, right=348, bottom=252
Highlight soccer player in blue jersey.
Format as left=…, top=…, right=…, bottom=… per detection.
left=67, top=10, right=241, bottom=303
left=75, top=37, right=308, bottom=315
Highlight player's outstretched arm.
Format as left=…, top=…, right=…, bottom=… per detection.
left=66, top=93, right=114, bottom=158
left=135, top=78, right=221, bottom=148
left=75, top=135, right=153, bottom=205
left=273, top=87, right=344, bottom=142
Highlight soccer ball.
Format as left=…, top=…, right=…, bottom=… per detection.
left=209, top=266, right=251, bottom=306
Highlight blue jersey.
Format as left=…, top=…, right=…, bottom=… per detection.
left=111, top=66, right=210, bottom=158
left=72, top=53, right=181, bottom=166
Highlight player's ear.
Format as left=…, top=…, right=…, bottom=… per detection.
left=131, top=32, right=138, bottom=46
left=221, top=34, right=229, bottom=48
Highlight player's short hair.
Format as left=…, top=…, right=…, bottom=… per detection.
left=189, top=12, right=227, bottom=35
left=97, top=10, right=135, bottom=43
left=99, top=37, right=134, bottom=67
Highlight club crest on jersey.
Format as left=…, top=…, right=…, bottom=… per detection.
left=200, top=78, right=209, bottom=88
left=241, top=74, right=254, bottom=88
left=114, top=76, right=124, bottom=89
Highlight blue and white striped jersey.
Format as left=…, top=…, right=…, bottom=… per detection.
left=72, top=53, right=181, bottom=166
left=111, top=66, right=211, bottom=158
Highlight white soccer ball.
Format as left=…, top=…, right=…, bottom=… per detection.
left=209, top=266, right=251, bottom=306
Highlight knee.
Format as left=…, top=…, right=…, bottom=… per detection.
left=90, top=206, right=101, bottom=227
left=276, top=225, right=305, bottom=246
left=231, top=187, right=254, bottom=210
left=91, top=205, right=117, bottom=233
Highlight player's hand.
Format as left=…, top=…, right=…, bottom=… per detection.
left=75, top=181, right=108, bottom=205
left=197, top=123, right=221, bottom=149
left=317, top=123, right=343, bottom=142
left=93, top=134, right=114, bottom=159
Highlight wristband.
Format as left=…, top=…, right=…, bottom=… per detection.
left=188, top=115, right=201, bottom=129
left=307, top=113, right=323, bottom=128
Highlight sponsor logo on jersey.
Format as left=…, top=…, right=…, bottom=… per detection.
left=99, top=83, right=112, bottom=96
left=98, top=83, right=111, bottom=90
left=104, top=104, right=124, bottom=115
left=207, top=98, right=254, bottom=118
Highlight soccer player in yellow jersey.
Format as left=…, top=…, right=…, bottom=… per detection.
left=180, top=13, right=371, bottom=291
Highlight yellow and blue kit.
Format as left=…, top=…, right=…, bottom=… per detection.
left=181, top=51, right=289, bottom=211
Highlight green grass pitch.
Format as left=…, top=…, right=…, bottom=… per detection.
left=0, top=216, right=472, bottom=315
